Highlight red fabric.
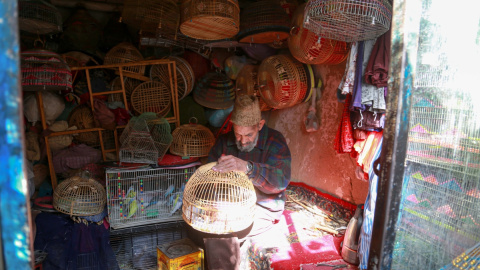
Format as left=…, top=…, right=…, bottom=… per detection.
left=93, top=99, right=116, bottom=130
left=364, top=28, right=391, bottom=87
left=111, top=108, right=131, bottom=126
left=334, top=94, right=354, bottom=154
left=158, top=153, right=199, bottom=166
left=215, top=111, right=233, bottom=139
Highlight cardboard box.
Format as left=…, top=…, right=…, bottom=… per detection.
left=157, top=238, right=203, bottom=270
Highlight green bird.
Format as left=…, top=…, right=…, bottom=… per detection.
left=127, top=199, right=138, bottom=219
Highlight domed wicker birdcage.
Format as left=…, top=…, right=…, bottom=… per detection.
left=53, top=175, right=106, bottom=216
left=67, top=104, right=99, bottom=146
left=18, top=0, right=62, bottom=35
left=130, top=81, right=172, bottom=117
left=182, top=162, right=257, bottom=234
left=303, top=0, right=392, bottom=42
left=104, top=42, right=145, bottom=75
left=236, top=64, right=271, bottom=111
left=180, top=0, right=240, bottom=40
left=150, top=56, right=195, bottom=101
left=170, top=118, right=215, bottom=157
left=193, top=72, right=235, bottom=110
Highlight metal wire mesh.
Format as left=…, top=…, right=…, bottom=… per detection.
left=105, top=165, right=197, bottom=229
left=147, top=118, right=173, bottom=162
left=303, top=0, right=392, bottom=42
left=104, top=42, right=145, bottom=75
left=150, top=56, right=195, bottom=101
left=18, top=0, right=62, bottom=35
left=193, top=72, right=235, bottom=109
left=180, top=0, right=240, bottom=40
left=130, top=81, right=172, bottom=117
left=182, top=162, right=256, bottom=234
left=170, top=119, right=215, bottom=158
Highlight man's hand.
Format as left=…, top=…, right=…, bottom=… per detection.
left=212, top=155, right=249, bottom=173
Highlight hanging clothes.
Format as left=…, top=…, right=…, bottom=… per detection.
left=338, top=42, right=359, bottom=95
left=365, top=28, right=391, bottom=88
left=350, top=41, right=365, bottom=111
left=334, top=94, right=355, bottom=154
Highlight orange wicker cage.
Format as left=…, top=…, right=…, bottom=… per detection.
left=130, top=81, right=172, bottom=117
left=53, top=175, right=106, bottom=216
left=182, top=162, right=257, bottom=234
left=18, top=0, right=62, bottom=35
left=67, top=104, right=99, bottom=146
left=288, top=3, right=349, bottom=65
left=193, top=72, right=235, bottom=110
left=170, top=118, right=215, bottom=157
left=258, top=54, right=314, bottom=109
left=150, top=56, right=195, bottom=101
left=236, top=64, right=272, bottom=111
left=180, top=0, right=240, bottom=40
left=104, top=42, right=145, bottom=75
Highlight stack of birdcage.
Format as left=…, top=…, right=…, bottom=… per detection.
left=119, top=113, right=173, bottom=165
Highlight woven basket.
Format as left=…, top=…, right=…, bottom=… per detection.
left=18, top=0, right=62, bottom=35
left=258, top=54, right=313, bottom=109
left=108, top=76, right=142, bottom=104
left=104, top=42, right=145, bottom=75
left=237, top=0, right=291, bottom=44
left=150, top=56, right=195, bottom=101
left=131, top=81, right=172, bottom=117
left=53, top=175, right=106, bottom=216
left=21, top=49, right=73, bottom=92
left=170, top=118, right=215, bottom=157
left=67, top=104, right=99, bottom=146
left=236, top=64, right=271, bottom=111
left=182, top=162, right=256, bottom=234
left=180, top=0, right=240, bottom=40
left=193, top=72, right=235, bottom=110
left=303, top=0, right=392, bottom=42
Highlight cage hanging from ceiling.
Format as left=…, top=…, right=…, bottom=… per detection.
left=104, top=42, right=145, bottom=75
left=170, top=118, right=215, bottom=158
left=180, top=0, right=240, bottom=40
left=182, top=162, right=257, bottom=234
left=150, top=56, right=195, bottom=101
left=193, top=72, right=235, bottom=110
left=236, top=64, right=271, bottom=111
left=130, top=81, right=172, bottom=117
left=18, top=0, right=62, bottom=35
left=303, top=0, right=392, bottom=42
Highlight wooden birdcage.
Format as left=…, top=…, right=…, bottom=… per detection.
left=150, top=56, right=195, bottom=101
left=170, top=118, right=215, bottom=157
left=130, top=81, right=172, bottom=117
left=303, top=0, right=392, bottom=42
left=104, top=42, right=146, bottom=76
left=18, top=0, right=62, bottom=35
left=67, top=104, right=99, bottom=146
left=182, top=162, right=257, bottom=234
left=53, top=175, right=106, bottom=216
left=193, top=72, right=235, bottom=110
left=236, top=64, right=271, bottom=111
left=21, top=49, right=73, bottom=92
left=180, top=0, right=240, bottom=40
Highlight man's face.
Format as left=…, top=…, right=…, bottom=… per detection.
left=233, top=124, right=260, bottom=152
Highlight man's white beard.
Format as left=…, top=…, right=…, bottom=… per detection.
left=236, top=134, right=259, bottom=152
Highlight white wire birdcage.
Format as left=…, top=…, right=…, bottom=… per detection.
left=105, top=163, right=198, bottom=229
left=303, top=0, right=392, bottom=42
left=18, top=0, right=62, bottom=35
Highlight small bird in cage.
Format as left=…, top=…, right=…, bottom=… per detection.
left=127, top=199, right=138, bottom=218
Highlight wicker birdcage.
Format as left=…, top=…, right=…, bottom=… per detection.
left=150, top=56, right=195, bottom=101
left=193, top=72, right=235, bottom=110
left=147, top=117, right=174, bottom=161
left=303, top=0, right=392, bottom=42
left=170, top=118, right=215, bottom=157
left=104, top=42, right=145, bottom=75
left=130, top=81, right=172, bottom=117
left=288, top=3, right=349, bottom=65
left=182, top=162, right=256, bottom=234
left=258, top=54, right=314, bottom=109
left=67, top=104, right=99, bottom=146
left=108, top=76, right=141, bottom=104
left=61, top=51, right=99, bottom=68
left=237, top=0, right=291, bottom=44
left=18, top=0, right=62, bottom=35
left=180, top=0, right=240, bottom=40
left=236, top=64, right=271, bottom=111
left=21, top=49, right=73, bottom=92
left=53, top=175, right=106, bottom=216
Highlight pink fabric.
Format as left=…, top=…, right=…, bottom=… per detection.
left=93, top=99, right=116, bottom=130
left=364, top=29, right=391, bottom=87
left=53, top=144, right=102, bottom=173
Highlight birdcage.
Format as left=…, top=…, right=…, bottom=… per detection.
left=236, top=64, right=272, bottom=111
left=182, top=162, right=256, bottom=234
left=53, top=175, right=106, bottom=216
left=18, top=0, right=62, bottom=35
left=119, top=113, right=159, bottom=165
left=150, top=56, right=195, bottom=101
left=130, top=81, right=172, bottom=117
left=258, top=54, right=313, bottom=109
left=170, top=118, right=215, bottom=158
left=67, top=104, right=99, bottom=146
left=288, top=3, right=350, bottom=65
left=147, top=117, right=173, bottom=162
left=108, top=76, right=141, bottom=104
left=180, top=0, right=240, bottom=40
left=303, top=0, right=392, bottom=42
left=105, top=163, right=198, bottom=229
left=237, top=0, right=291, bottom=44
left=104, top=42, right=145, bottom=75
left=21, top=49, right=73, bottom=92
left=193, top=72, right=235, bottom=110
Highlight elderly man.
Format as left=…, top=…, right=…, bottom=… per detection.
left=187, top=94, right=291, bottom=270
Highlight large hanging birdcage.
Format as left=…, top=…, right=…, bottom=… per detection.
left=236, top=64, right=271, bottom=111
left=193, top=72, right=235, bottom=110
left=180, top=0, right=240, bottom=40
left=130, top=81, right=172, bottom=117
left=303, top=0, right=392, bottom=42
left=104, top=42, right=145, bottom=75
left=150, top=56, right=195, bottom=101
left=170, top=118, right=215, bottom=158
left=182, top=162, right=257, bottom=234
left=18, top=0, right=62, bottom=35
left=21, top=49, right=73, bottom=92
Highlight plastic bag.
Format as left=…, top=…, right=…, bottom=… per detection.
left=24, top=92, right=65, bottom=125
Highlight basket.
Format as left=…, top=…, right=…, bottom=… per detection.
left=18, top=0, right=62, bottom=35
left=257, top=54, right=313, bottom=109
left=303, top=0, right=392, bottom=42
left=108, top=76, right=142, bottom=104
left=236, top=64, right=271, bottom=111
left=180, top=0, right=240, bottom=40
left=134, top=0, right=180, bottom=40
left=288, top=3, right=349, bottom=65
left=67, top=104, right=99, bottom=146
left=61, top=51, right=99, bottom=68
left=237, top=0, right=291, bottom=44
left=131, top=81, right=172, bottom=117
left=104, top=42, right=145, bottom=75
left=150, top=56, right=195, bottom=101
left=53, top=175, right=106, bottom=216
left=182, top=162, right=256, bottom=234
left=170, top=118, right=215, bottom=157
left=193, top=72, right=235, bottom=110
left=21, top=49, right=73, bottom=92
